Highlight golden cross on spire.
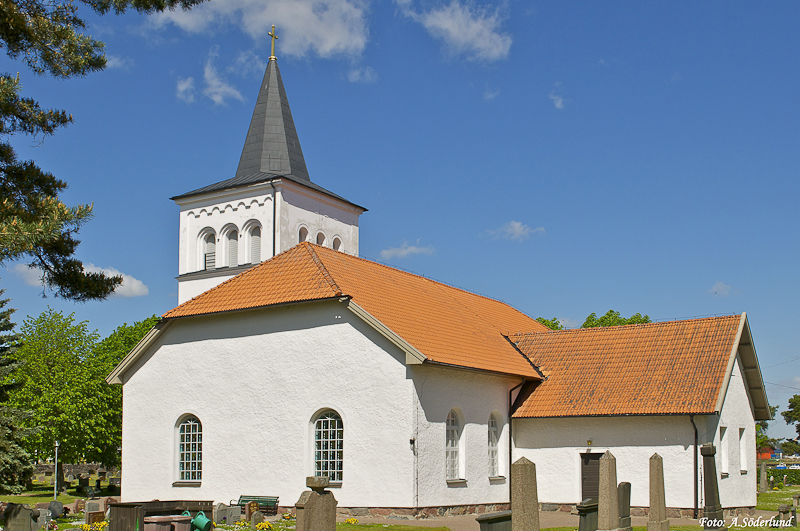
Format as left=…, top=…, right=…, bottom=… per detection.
left=268, top=25, right=278, bottom=60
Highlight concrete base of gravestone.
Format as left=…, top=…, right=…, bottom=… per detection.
left=296, top=477, right=337, bottom=531
left=577, top=498, right=598, bottom=531
left=250, top=511, right=264, bottom=530
left=511, top=457, right=540, bottom=531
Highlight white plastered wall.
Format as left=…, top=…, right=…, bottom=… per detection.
left=412, top=366, right=517, bottom=507
left=120, top=300, right=415, bottom=508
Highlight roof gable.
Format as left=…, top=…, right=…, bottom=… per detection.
left=508, top=314, right=770, bottom=419
left=162, top=243, right=547, bottom=378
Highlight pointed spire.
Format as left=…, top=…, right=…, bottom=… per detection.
left=234, top=55, right=310, bottom=182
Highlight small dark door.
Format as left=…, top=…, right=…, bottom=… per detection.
left=580, top=453, right=602, bottom=502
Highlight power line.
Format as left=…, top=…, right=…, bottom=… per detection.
left=765, top=381, right=800, bottom=392
left=763, top=357, right=800, bottom=369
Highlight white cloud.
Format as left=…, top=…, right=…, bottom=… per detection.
left=380, top=241, right=435, bottom=260
left=484, top=221, right=545, bottom=241
left=347, top=66, right=378, bottom=83
left=230, top=50, right=266, bottom=78
left=549, top=82, right=565, bottom=109
left=397, top=0, right=512, bottom=62
left=176, top=77, right=196, bottom=103
left=710, top=281, right=732, bottom=297
left=203, top=47, right=245, bottom=105
left=483, top=86, right=500, bottom=100
left=559, top=317, right=580, bottom=329
left=106, top=55, right=134, bottom=69
left=84, top=264, right=149, bottom=298
left=13, top=264, right=42, bottom=287
left=150, top=0, right=370, bottom=58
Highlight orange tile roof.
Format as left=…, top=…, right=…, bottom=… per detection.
left=508, top=315, right=744, bottom=418
left=164, top=243, right=547, bottom=377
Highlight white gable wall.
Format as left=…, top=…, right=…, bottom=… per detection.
left=120, top=301, right=414, bottom=508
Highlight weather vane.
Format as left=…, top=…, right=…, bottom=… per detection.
left=269, top=25, right=278, bottom=60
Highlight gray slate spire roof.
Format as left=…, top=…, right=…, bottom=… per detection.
left=172, top=58, right=364, bottom=210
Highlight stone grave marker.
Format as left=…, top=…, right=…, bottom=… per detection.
left=74, top=499, right=86, bottom=513
left=47, top=501, right=63, bottom=519
left=296, top=476, right=337, bottom=531
left=648, top=453, right=669, bottom=531
left=214, top=503, right=229, bottom=525
left=104, top=498, right=118, bottom=512
left=597, top=451, right=620, bottom=531
left=228, top=506, right=242, bottom=523
left=35, top=509, right=51, bottom=530
left=250, top=511, right=264, bottom=530
left=85, top=511, right=104, bottom=526
left=760, top=463, right=767, bottom=493
left=4, top=504, right=40, bottom=531
left=511, top=457, right=539, bottom=531
left=245, top=501, right=259, bottom=521
left=618, top=482, right=632, bottom=531
left=701, top=443, right=725, bottom=531
left=86, top=501, right=101, bottom=513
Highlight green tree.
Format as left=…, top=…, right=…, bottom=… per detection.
left=782, top=395, right=800, bottom=437
left=581, top=310, right=651, bottom=328
left=535, top=317, right=563, bottom=330
left=0, top=0, right=204, bottom=301
left=781, top=440, right=800, bottom=457
left=0, top=290, right=34, bottom=492
left=757, top=405, right=780, bottom=452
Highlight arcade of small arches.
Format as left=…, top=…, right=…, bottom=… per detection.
left=198, top=222, right=263, bottom=271
left=298, top=225, right=343, bottom=252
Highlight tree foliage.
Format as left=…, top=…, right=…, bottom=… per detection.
left=782, top=395, right=800, bottom=437
left=535, top=317, right=563, bottom=330
left=0, top=0, right=205, bottom=301
left=757, top=405, right=780, bottom=451
left=0, top=291, right=34, bottom=492
left=5, top=308, right=157, bottom=467
left=581, top=310, right=651, bottom=328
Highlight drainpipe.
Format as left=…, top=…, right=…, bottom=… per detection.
left=269, top=181, right=277, bottom=257
left=508, top=378, right=526, bottom=503
left=690, top=414, right=699, bottom=519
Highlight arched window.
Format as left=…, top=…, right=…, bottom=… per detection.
left=178, top=416, right=202, bottom=481
left=203, top=234, right=215, bottom=270
left=314, top=410, right=343, bottom=482
left=446, top=410, right=460, bottom=480
left=299, top=227, right=309, bottom=243
left=316, top=232, right=326, bottom=246
left=332, top=237, right=342, bottom=252
left=488, top=413, right=500, bottom=477
left=227, top=229, right=238, bottom=267
left=250, top=226, right=261, bottom=264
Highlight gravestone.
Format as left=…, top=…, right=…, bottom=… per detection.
left=35, top=509, right=51, bottom=530
left=648, top=453, right=669, bottom=531
left=86, top=501, right=101, bottom=513
left=104, top=498, right=118, bottom=512
left=760, top=463, right=767, bottom=493
left=511, top=457, right=539, bottom=531
left=47, top=501, right=63, bottom=519
left=66, top=475, right=75, bottom=482
left=4, top=504, right=40, bottom=531
left=214, top=503, right=229, bottom=525
left=296, top=476, right=337, bottom=531
left=701, top=443, right=725, bottom=531
left=74, top=499, right=86, bottom=513
left=778, top=505, right=791, bottom=525
left=250, top=511, right=264, bottom=530
left=597, top=451, right=620, bottom=531
left=245, top=501, right=259, bottom=522
left=85, top=511, right=104, bottom=526
left=618, top=482, right=632, bottom=531
left=228, top=506, right=242, bottom=523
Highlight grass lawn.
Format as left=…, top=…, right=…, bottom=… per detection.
left=0, top=483, right=79, bottom=506
left=756, top=485, right=800, bottom=511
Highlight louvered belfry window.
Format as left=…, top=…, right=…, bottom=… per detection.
left=446, top=410, right=460, bottom=480
left=251, top=226, right=261, bottom=263
left=315, top=411, right=343, bottom=482
left=488, top=414, right=500, bottom=476
left=178, top=416, right=202, bottom=481
left=204, top=234, right=215, bottom=270
left=228, top=230, right=238, bottom=267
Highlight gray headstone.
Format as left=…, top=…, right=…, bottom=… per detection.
left=597, top=451, right=620, bottom=531
left=35, top=509, right=51, bottom=530
left=647, top=454, right=669, bottom=531
left=296, top=477, right=337, bottom=531
left=228, top=506, right=242, bottom=523
left=86, top=501, right=101, bottom=513
left=618, top=482, right=632, bottom=531
left=250, top=511, right=264, bottom=530
left=700, top=443, right=725, bottom=531
left=4, top=504, right=39, bottom=531
left=47, top=501, right=63, bottom=519
left=511, top=457, right=540, bottom=531
left=214, top=503, right=229, bottom=525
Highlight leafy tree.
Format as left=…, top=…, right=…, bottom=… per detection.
left=535, top=317, right=563, bottom=330
left=581, top=310, right=651, bottom=328
left=0, top=0, right=204, bottom=301
left=757, top=405, right=781, bottom=452
left=781, top=439, right=800, bottom=457
left=0, top=290, right=34, bottom=492
left=782, top=395, right=800, bottom=437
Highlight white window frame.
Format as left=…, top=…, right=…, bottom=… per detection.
left=446, top=409, right=464, bottom=481
left=488, top=413, right=500, bottom=477
left=739, top=427, right=747, bottom=473
left=720, top=426, right=729, bottom=476
left=177, top=415, right=202, bottom=483
left=314, top=410, right=343, bottom=483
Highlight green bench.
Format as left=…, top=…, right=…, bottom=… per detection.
left=230, top=496, right=279, bottom=516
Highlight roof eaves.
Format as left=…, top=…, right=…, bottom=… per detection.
left=512, top=410, right=720, bottom=419
left=423, top=359, right=543, bottom=380
left=714, top=313, right=747, bottom=414
left=106, top=319, right=172, bottom=385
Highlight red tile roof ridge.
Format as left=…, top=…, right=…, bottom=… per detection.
left=309, top=243, right=548, bottom=332
left=302, top=243, right=343, bottom=296
left=513, top=313, right=741, bottom=338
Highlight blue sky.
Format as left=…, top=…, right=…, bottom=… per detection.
left=3, top=1, right=799, bottom=439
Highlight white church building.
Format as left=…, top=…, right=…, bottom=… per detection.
left=108, top=48, right=770, bottom=518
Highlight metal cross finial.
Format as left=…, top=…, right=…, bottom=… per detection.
left=269, top=25, right=278, bottom=59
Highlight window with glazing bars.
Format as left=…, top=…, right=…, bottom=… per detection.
left=446, top=410, right=460, bottom=480
left=315, top=411, right=343, bottom=482
left=179, top=416, right=202, bottom=481
left=488, top=414, right=499, bottom=476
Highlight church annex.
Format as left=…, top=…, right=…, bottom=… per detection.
left=109, top=43, right=770, bottom=517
